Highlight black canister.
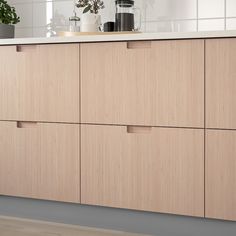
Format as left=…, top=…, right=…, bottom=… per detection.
left=104, top=22, right=115, bottom=32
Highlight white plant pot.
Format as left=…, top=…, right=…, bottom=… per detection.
left=81, top=14, right=101, bottom=32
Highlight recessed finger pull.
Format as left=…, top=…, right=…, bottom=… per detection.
left=127, top=126, right=152, bottom=134
left=127, top=41, right=152, bottom=49
left=16, top=45, right=37, bottom=53
left=17, top=121, right=38, bottom=128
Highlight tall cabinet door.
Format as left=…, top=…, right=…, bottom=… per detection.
left=81, top=125, right=204, bottom=217
left=206, top=130, right=236, bottom=221
left=0, top=121, right=80, bottom=203
left=0, top=44, right=80, bottom=123
left=81, top=40, right=204, bottom=128
left=206, top=38, right=236, bottom=129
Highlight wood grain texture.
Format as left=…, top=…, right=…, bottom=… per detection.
left=206, top=130, right=236, bottom=221
left=0, top=46, right=18, bottom=121
left=206, top=38, right=236, bottom=129
left=81, top=40, right=204, bottom=128
left=0, top=121, right=80, bottom=203
left=81, top=125, right=204, bottom=217
left=0, top=44, right=80, bottom=123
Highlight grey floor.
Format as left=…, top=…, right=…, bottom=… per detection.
left=0, top=196, right=236, bottom=236
left=0, top=216, right=146, bottom=236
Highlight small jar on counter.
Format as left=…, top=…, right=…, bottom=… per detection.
left=69, top=12, right=80, bottom=32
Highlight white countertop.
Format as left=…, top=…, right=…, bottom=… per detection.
left=1, top=30, right=236, bottom=45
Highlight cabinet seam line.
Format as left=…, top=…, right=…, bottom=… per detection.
left=204, top=39, right=206, bottom=218
left=79, top=43, right=82, bottom=203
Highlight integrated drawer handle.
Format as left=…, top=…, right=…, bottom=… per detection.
left=16, top=45, right=37, bottom=53
left=127, top=126, right=152, bottom=134
left=17, top=121, right=38, bottom=128
left=127, top=41, right=151, bottom=49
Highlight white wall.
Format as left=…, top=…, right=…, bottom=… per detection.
left=6, top=0, right=236, bottom=38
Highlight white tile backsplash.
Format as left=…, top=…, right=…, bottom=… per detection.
left=172, top=20, right=197, bottom=32
left=226, top=0, right=236, bottom=17
left=15, top=27, right=33, bottom=38
left=8, top=0, right=236, bottom=38
left=198, top=19, right=225, bottom=31
left=33, top=2, right=48, bottom=27
left=142, top=0, right=197, bottom=22
left=13, top=3, right=33, bottom=28
left=169, top=0, right=197, bottom=20
left=226, top=18, right=236, bottom=30
left=33, top=26, right=48, bottom=37
left=145, top=19, right=197, bottom=33
left=101, top=0, right=116, bottom=23
left=198, top=0, right=225, bottom=18
left=53, top=0, right=74, bottom=26
left=7, top=0, right=32, bottom=3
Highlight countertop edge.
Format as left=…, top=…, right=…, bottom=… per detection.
left=1, top=30, right=236, bottom=45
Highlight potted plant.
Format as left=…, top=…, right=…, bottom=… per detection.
left=76, top=0, right=105, bottom=32
left=0, top=0, right=20, bottom=38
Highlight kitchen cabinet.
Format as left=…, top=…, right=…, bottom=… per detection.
left=81, top=125, right=204, bottom=217
left=0, top=44, right=80, bottom=123
left=81, top=40, right=204, bottom=128
left=206, top=38, right=236, bottom=129
left=0, top=121, right=80, bottom=203
left=1, top=37, right=236, bottom=222
left=206, top=130, right=236, bottom=221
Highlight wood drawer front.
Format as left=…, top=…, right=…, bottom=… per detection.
left=206, top=38, right=236, bottom=129
left=81, top=40, right=204, bottom=128
left=0, top=121, right=80, bottom=203
left=81, top=125, right=204, bottom=217
left=206, top=130, right=236, bottom=221
left=0, top=44, right=80, bottom=123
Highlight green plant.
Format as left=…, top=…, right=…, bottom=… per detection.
left=76, top=0, right=105, bottom=14
left=0, top=0, right=20, bottom=25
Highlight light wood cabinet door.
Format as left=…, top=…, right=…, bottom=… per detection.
left=206, top=38, right=236, bottom=129
left=81, top=40, right=204, bottom=128
left=206, top=130, right=236, bottom=221
left=0, top=121, right=80, bottom=203
left=0, top=44, right=80, bottom=123
left=81, top=125, right=204, bottom=217
left=0, top=46, right=18, bottom=119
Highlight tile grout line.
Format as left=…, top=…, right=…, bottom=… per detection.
left=196, top=0, right=199, bottom=31
left=224, top=0, right=227, bottom=30
left=31, top=0, right=34, bottom=37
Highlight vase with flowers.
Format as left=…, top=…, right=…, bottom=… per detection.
left=76, top=0, right=105, bottom=32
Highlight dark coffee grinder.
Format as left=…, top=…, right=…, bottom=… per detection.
left=115, top=0, right=141, bottom=32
